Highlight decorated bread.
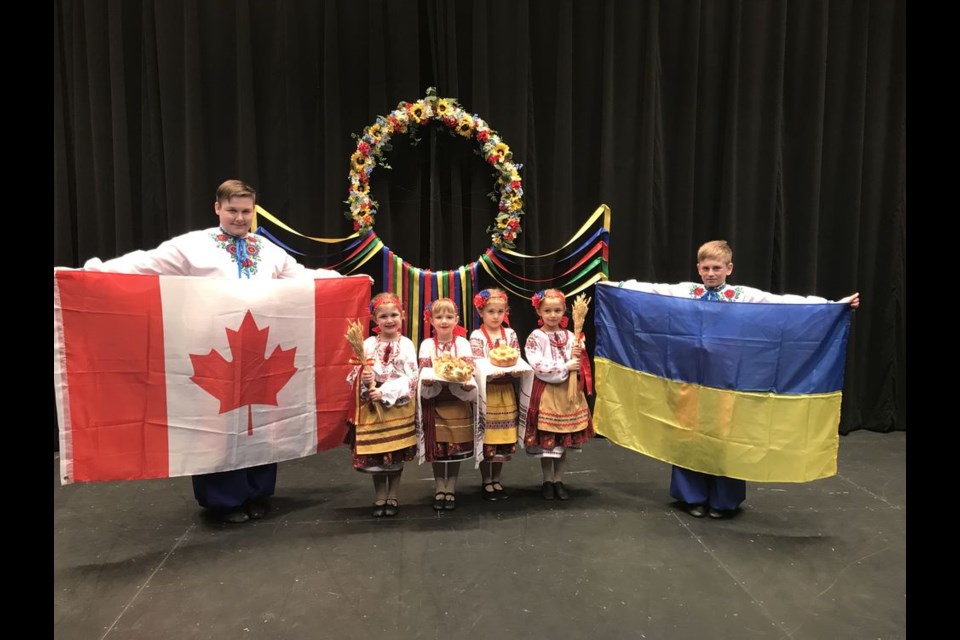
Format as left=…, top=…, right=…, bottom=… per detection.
left=488, top=344, right=519, bottom=367
left=434, top=355, right=475, bottom=382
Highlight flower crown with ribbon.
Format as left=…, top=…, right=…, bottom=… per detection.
left=531, top=289, right=566, bottom=309
left=423, top=298, right=467, bottom=338
left=473, top=289, right=511, bottom=326
left=532, top=289, right=568, bottom=328
left=473, top=289, right=508, bottom=311
left=369, top=293, right=403, bottom=334
left=370, top=293, right=402, bottom=314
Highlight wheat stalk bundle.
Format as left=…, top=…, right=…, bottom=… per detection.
left=567, top=294, right=591, bottom=403
left=345, top=319, right=385, bottom=422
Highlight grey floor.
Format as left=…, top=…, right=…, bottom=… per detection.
left=54, top=431, right=906, bottom=640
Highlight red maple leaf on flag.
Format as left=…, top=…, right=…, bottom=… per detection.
left=189, top=310, right=298, bottom=436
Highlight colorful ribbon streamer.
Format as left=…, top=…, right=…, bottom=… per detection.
left=251, top=203, right=612, bottom=334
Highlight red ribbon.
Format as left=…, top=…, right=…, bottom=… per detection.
left=577, top=334, right=593, bottom=396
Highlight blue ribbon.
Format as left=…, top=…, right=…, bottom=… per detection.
left=700, top=287, right=723, bottom=302
left=234, top=236, right=250, bottom=279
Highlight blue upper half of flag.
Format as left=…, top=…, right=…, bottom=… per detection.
left=595, top=285, right=852, bottom=395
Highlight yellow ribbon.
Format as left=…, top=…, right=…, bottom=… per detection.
left=410, top=267, right=420, bottom=343
left=253, top=205, right=360, bottom=243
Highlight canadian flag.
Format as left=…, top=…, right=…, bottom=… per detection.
left=53, top=271, right=370, bottom=484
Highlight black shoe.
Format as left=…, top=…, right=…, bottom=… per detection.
left=685, top=503, right=706, bottom=518
left=433, top=492, right=446, bottom=511
left=220, top=508, right=250, bottom=524
left=372, top=501, right=387, bottom=518
left=492, top=482, right=508, bottom=500
left=245, top=498, right=270, bottom=520
left=384, top=499, right=399, bottom=517
left=541, top=481, right=556, bottom=500
left=481, top=483, right=499, bottom=501
left=554, top=482, right=569, bottom=500
left=708, top=508, right=729, bottom=519
left=443, top=493, right=456, bottom=511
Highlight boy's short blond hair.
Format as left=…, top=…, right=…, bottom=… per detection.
left=697, top=240, right=733, bottom=264
left=216, top=179, right=257, bottom=204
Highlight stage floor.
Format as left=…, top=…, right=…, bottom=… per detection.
left=54, top=431, right=905, bottom=640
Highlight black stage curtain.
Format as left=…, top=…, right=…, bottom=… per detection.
left=54, top=0, right=905, bottom=438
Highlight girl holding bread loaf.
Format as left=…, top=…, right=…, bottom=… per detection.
left=417, top=298, right=477, bottom=511
left=469, top=289, right=533, bottom=501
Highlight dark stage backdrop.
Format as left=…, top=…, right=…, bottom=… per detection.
left=54, top=0, right=905, bottom=444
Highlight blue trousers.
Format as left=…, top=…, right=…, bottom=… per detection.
left=669, top=465, right=745, bottom=511
left=192, top=463, right=277, bottom=510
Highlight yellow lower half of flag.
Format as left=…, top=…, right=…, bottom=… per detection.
left=593, top=358, right=841, bottom=482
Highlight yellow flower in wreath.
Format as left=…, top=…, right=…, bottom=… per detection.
left=367, top=123, right=384, bottom=142
left=493, top=142, right=510, bottom=159
left=353, top=182, right=370, bottom=195
left=408, top=101, right=427, bottom=123
left=456, top=115, right=474, bottom=137
left=435, top=99, right=452, bottom=118
left=351, top=152, right=372, bottom=172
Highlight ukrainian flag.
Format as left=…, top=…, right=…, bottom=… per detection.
left=593, top=284, right=853, bottom=482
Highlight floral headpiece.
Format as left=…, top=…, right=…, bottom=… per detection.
left=473, top=289, right=509, bottom=311
left=368, top=294, right=403, bottom=334
left=531, top=289, right=565, bottom=309
left=532, top=289, right=568, bottom=328
left=370, top=293, right=402, bottom=315
left=424, top=298, right=466, bottom=338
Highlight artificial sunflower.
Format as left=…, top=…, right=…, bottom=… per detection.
left=456, top=115, right=474, bottom=137
left=351, top=152, right=372, bottom=172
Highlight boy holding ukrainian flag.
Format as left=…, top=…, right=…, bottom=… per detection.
left=598, top=240, right=859, bottom=519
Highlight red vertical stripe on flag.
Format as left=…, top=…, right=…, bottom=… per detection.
left=57, top=272, right=169, bottom=482
left=314, top=276, right=371, bottom=451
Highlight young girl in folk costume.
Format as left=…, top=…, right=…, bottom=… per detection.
left=416, top=298, right=477, bottom=511
left=524, top=289, right=594, bottom=500
left=469, top=288, right=533, bottom=501
left=346, top=293, right=419, bottom=517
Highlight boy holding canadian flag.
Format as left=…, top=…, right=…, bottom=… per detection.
left=55, top=180, right=370, bottom=524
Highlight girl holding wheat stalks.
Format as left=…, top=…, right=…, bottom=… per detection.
left=523, top=289, right=594, bottom=501
left=345, top=293, right=419, bottom=517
